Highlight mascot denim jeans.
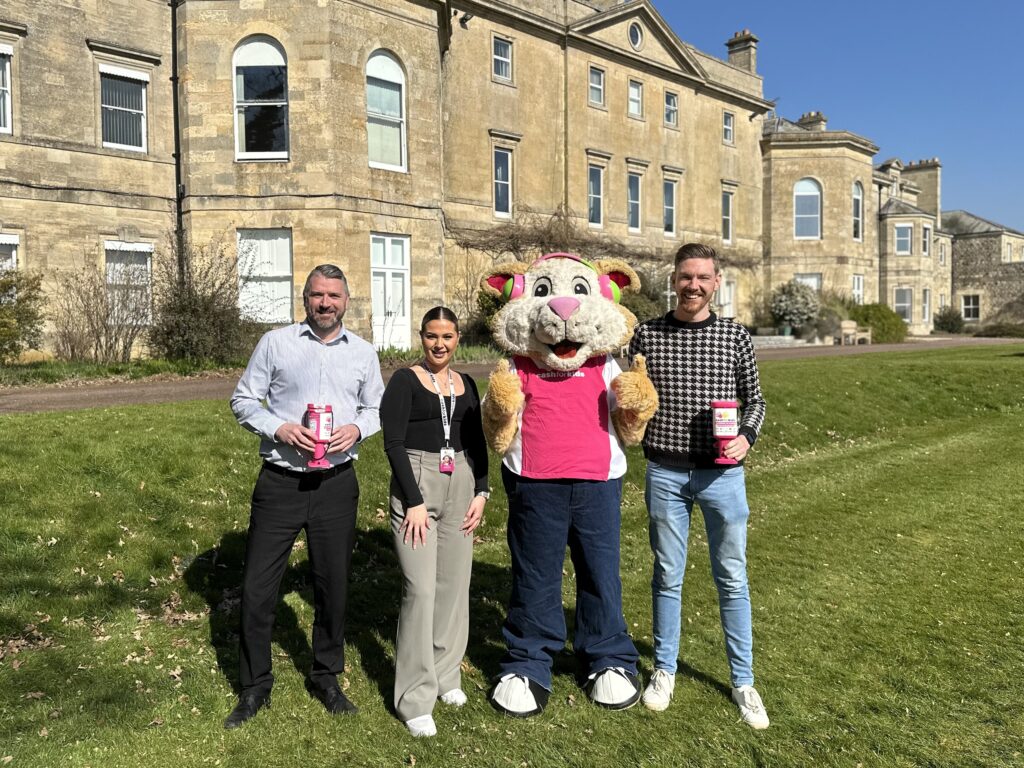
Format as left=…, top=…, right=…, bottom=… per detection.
left=499, top=466, right=638, bottom=689
left=645, top=462, right=755, bottom=688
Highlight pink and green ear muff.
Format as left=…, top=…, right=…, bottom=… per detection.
left=598, top=274, right=621, bottom=303
left=502, top=274, right=526, bottom=301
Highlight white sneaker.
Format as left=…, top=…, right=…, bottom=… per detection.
left=642, top=669, right=675, bottom=712
left=731, top=685, right=769, bottom=730
left=586, top=667, right=640, bottom=710
left=439, top=688, right=467, bottom=707
left=405, top=714, right=437, bottom=737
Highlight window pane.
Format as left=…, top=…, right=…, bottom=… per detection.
left=102, top=103, right=143, bottom=148
left=0, top=244, right=15, bottom=271
left=367, top=117, right=402, bottom=166
left=589, top=68, right=603, bottom=103
left=101, top=75, right=145, bottom=148
left=588, top=166, right=602, bottom=224
left=367, top=78, right=402, bottom=118
left=238, top=66, right=286, bottom=102
left=242, top=105, right=287, bottom=152
left=628, top=174, right=640, bottom=229
left=389, top=239, right=406, bottom=268
left=795, top=216, right=819, bottom=238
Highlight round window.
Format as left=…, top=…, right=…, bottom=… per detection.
left=628, top=22, right=643, bottom=51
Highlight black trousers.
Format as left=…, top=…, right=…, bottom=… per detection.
left=238, top=463, right=359, bottom=695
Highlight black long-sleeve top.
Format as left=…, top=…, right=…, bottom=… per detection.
left=381, top=367, right=489, bottom=506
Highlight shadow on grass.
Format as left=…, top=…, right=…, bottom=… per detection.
left=182, top=526, right=513, bottom=713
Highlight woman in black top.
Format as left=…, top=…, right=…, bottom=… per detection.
left=381, top=306, right=488, bottom=737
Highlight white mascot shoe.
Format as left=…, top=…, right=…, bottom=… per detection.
left=586, top=667, right=641, bottom=710
left=490, top=673, right=549, bottom=718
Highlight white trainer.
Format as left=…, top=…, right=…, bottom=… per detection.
left=642, top=669, right=676, bottom=712
left=731, top=685, right=770, bottom=730
left=439, top=688, right=468, bottom=707
left=405, top=714, right=437, bottom=737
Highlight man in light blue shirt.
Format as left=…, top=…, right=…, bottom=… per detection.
left=225, top=264, right=384, bottom=730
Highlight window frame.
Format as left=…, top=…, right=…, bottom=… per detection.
left=939, top=241, right=946, bottom=265
left=723, top=110, right=735, bottom=144
left=493, top=146, right=512, bottom=219
left=627, top=79, right=643, bottom=119
left=894, top=287, right=913, bottom=323
left=922, top=288, right=931, bottom=323
left=894, top=224, right=913, bottom=255
left=794, top=272, right=823, bottom=293
left=961, top=294, right=980, bottom=321
left=851, top=273, right=864, bottom=305
left=793, top=178, right=822, bottom=240
left=587, top=163, right=604, bottom=228
left=99, top=66, right=148, bottom=153
left=0, top=233, right=19, bottom=271
left=236, top=228, right=294, bottom=324
left=922, top=225, right=932, bottom=257
left=233, top=36, right=289, bottom=162
left=663, top=178, right=677, bottom=237
left=1004, top=242, right=1013, bottom=263
left=628, top=21, right=644, bottom=51
left=627, top=171, right=642, bottom=233
left=721, top=189, right=734, bottom=244
left=492, top=36, right=513, bottom=83
left=104, top=240, right=154, bottom=325
left=852, top=181, right=863, bottom=241
left=588, top=65, right=605, bottom=108
left=664, top=90, right=678, bottom=128
left=0, top=47, right=12, bottom=135
left=366, top=50, right=407, bottom=173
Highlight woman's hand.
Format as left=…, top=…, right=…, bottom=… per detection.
left=400, top=504, right=430, bottom=549
left=461, top=495, right=486, bottom=536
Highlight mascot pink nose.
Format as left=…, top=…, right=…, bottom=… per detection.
left=547, top=296, right=580, bottom=321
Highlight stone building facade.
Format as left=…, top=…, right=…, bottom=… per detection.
left=942, top=210, right=1024, bottom=326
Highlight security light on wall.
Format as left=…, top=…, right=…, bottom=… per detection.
left=460, top=12, right=474, bottom=28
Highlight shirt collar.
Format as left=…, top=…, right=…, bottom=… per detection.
left=299, top=320, right=349, bottom=346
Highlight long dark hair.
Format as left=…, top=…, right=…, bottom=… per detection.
left=420, top=306, right=460, bottom=335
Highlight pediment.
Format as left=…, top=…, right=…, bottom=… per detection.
left=569, top=1, right=707, bottom=81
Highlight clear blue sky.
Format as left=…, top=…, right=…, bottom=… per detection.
left=653, top=1, right=1024, bottom=230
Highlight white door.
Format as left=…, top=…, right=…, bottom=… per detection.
left=370, top=234, right=411, bottom=350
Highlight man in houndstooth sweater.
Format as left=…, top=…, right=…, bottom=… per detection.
left=628, top=242, right=770, bottom=729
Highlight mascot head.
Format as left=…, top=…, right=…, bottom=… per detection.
left=480, top=252, right=640, bottom=372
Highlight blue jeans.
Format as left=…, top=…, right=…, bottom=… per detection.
left=500, top=466, right=638, bottom=689
left=645, top=462, right=754, bottom=688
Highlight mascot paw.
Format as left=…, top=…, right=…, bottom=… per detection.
left=490, top=674, right=549, bottom=718
left=611, top=355, right=658, bottom=445
left=586, top=668, right=640, bottom=711
left=482, top=359, right=524, bottom=455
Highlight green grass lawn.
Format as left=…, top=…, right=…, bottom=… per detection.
left=1, top=345, right=1023, bottom=767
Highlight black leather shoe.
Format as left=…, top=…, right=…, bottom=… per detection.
left=311, top=684, right=358, bottom=715
left=223, top=691, right=270, bottom=730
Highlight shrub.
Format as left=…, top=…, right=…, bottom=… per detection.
left=147, top=237, right=262, bottom=364
left=933, top=305, right=965, bottom=334
left=850, top=303, right=907, bottom=343
left=974, top=323, right=1024, bottom=338
left=770, top=280, right=820, bottom=329
left=0, top=269, right=45, bottom=363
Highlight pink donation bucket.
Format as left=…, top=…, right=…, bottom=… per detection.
left=711, top=400, right=739, bottom=466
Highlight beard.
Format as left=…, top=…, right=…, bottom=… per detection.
left=306, top=307, right=342, bottom=333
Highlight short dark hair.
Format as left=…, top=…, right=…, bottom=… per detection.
left=303, top=264, right=349, bottom=297
left=673, top=243, right=721, bottom=273
left=420, top=306, right=460, bottom=334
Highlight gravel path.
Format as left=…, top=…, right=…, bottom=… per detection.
left=1, top=336, right=1018, bottom=415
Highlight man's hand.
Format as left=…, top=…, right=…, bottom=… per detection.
left=328, top=424, right=361, bottom=454
left=274, top=422, right=317, bottom=452
left=723, top=434, right=751, bottom=462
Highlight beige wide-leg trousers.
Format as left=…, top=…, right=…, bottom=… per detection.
left=390, top=449, right=475, bottom=722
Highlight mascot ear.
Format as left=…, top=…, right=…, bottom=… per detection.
left=592, top=258, right=641, bottom=297
left=480, top=261, right=533, bottom=302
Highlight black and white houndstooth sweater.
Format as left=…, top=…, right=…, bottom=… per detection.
left=628, top=312, right=766, bottom=469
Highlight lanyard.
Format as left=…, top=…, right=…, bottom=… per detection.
left=425, top=368, right=456, bottom=446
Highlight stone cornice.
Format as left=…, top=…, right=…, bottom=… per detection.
left=762, top=130, right=878, bottom=156
left=0, top=20, right=28, bottom=37
left=86, top=39, right=162, bottom=67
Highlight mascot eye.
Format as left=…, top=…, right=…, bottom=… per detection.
left=572, top=278, right=590, bottom=296
left=533, top=277, right=552, bottom=297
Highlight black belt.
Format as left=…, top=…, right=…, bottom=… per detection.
left=261, top=460, right=352, bottom=480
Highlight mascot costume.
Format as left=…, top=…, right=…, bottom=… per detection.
left=480, top=252, right=658, bottom=716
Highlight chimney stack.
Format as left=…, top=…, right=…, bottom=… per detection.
left=726, top=29, right=758, bottom=73
left=797, top=111, right=828, bottom=131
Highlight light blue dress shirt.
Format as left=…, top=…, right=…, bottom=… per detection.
left=231, top=321, right=385, bottom=471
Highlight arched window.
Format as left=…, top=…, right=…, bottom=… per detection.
left=366, top=51, right=406, bottom=172
left=852, top=181, right=864, bottom=240
left=233, top=36, right=289, bottom=160
left=794, top=178, right=821, bottom=239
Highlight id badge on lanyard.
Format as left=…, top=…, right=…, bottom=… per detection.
left=427, top=369, right=457, bottom=475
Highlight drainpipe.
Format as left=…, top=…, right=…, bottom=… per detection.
left=169, top=0, right=186, bottom=288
